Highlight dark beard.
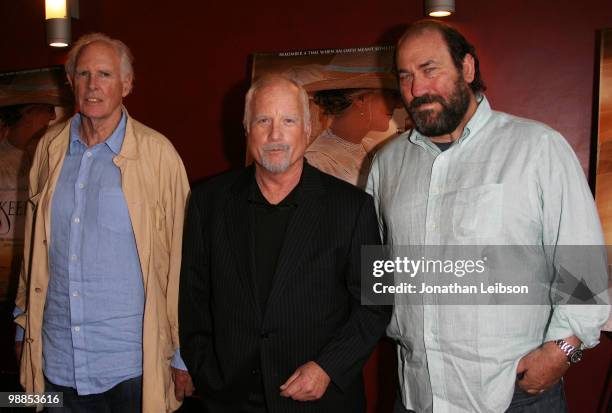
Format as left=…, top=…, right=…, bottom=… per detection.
left=406, top=78, right=471, bottom=137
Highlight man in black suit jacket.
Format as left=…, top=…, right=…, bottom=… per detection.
left=179, top=75, right=390, bottom=412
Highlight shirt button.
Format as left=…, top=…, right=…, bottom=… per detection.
left=35, top=287, right=42, bottom=293
left=74, top=326, right=80, bottom=332
left=431, top=223, right=437, bottom=229
left=74, top=217, right=80, bottom=224
left=86, top=151, right=92, bottom=158
left=72, top=291, right=79, bottom=297
left=78, top=183, right=84, bottom=189
left=71, top=254, right=77, bottom=261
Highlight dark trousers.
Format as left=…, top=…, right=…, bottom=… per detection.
left=505, top=381, right=567, bottom=413
left=44, top=375, right=142, bottom=413
left=393, top=381, right=567, bottom=413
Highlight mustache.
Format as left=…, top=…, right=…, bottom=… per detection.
left=262, top=143, right=290, bottom=152
left=409, top=94, right=446, bottom=111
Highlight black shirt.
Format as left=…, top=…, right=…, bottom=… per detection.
left=248, top=176, right=299, bottom=313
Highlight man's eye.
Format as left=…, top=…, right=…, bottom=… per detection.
left=284, top=118, right=297, bottom=125
left=99, top=71, right=111, bottom=77
left=256, top=118, right=270, bottom=125
left=398, top=72, right=413, bottom=82
left=424, top=67, right=436, bottom=75
left=76, top=71, right=89, bottom=78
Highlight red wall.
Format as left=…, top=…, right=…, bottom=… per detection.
left=1, top=0, right=610, bottom=412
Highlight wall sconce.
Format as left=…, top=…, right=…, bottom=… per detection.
left=425, top=0, right=455, bottom=17
left=45, top=0, right=79, bottom=47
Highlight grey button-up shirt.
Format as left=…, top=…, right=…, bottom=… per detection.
left=367, top=96, right=609, bottom=412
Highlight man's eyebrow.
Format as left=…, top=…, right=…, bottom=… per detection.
left=418, top=60, right=436, bottom=69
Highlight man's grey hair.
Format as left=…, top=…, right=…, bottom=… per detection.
left=65, top=33, right=134, bottom=88
left=243, top=75, right=311, bottom=133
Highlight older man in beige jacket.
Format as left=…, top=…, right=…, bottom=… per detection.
left=14, top=33, right=192, bottom=412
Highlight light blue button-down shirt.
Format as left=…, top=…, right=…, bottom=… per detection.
left=367, top=96, right=610, bottom=412
left=43, top=112, right=145, bottom=394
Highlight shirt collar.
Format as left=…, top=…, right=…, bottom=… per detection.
left=69, top=111, right=127, bottom=155
left=408, top=94, right=492, bottom=152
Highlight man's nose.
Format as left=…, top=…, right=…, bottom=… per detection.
left=410, top=74, right=429, bottom=98
left=269, top=120, right=283, bottom=141
left=87, top=75, right=98, bottom=90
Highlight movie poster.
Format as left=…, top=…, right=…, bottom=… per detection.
left=594, top=29, right=612, bottom=331
left=251, top=45, right=410, bottom=189
left=0, top=66, right=73, bottom=302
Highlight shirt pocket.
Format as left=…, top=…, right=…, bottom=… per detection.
left=452, top=183, right=503, bottom=239
left=98, top=188, right=133, bottom=234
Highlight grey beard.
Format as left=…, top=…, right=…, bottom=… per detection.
left=260, top=143, right=291, bottom=173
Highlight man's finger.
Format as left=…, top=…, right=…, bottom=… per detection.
left=173, top=368, right=190, bottom=401
left=280, top=370, right=301, bottom=391
left=175, top=379, right=186, bottom=401
left=14, top=341, right=23, bottom=362
left=281, top=377, right=303, bottom=398
left=516, top=358, right=527, bottom=376
left=185, top=379, right=195, bottom=397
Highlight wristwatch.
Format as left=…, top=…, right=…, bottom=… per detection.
left=555, top=339, right=583, bottom=364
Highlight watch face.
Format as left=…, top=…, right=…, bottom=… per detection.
left=570, top=350, right=583, bottom=364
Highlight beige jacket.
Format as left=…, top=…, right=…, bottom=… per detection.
left=14, top=112, right=190, bottom=412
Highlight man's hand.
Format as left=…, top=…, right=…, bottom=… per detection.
left=172, top=367, right=195, bottom=401
left=14, top=341, right=22, bottom=363
left=516, top=341, right=570, bottom=394
left=280, top=361, right=331, bottom=401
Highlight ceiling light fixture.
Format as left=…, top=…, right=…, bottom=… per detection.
left=425, top=0, right=455, bottom=17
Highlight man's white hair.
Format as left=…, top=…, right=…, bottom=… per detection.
left=243, top=75, right=311, bottom=133
left=65, top=33, right=134, bottom=92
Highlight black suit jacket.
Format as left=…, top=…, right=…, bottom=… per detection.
left=179, top=163, right=390, bottom=413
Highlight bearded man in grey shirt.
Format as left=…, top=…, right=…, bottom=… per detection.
left=367, top=20, right=610, bottom=413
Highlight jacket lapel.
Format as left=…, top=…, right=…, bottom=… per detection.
left=225, top=166, right=263, bottom=321
left=42, top=120, right=71, bottom=247
left=263, top=163, right=325, bottom=320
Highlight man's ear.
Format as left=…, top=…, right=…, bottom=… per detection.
left=462, top=53, right=476, bottom=85
left=122, top=73, right=134, bottom=97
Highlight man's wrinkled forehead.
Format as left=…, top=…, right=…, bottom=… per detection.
left=252, top=83, right=301, bottom=111
left=400, top=28, right=447, bottom=56
left=75, top=41, right=121, bottom=68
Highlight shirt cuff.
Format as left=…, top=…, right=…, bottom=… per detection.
left=544, top=304, right=610, bottom=348
left=13, top=307, right=24, bottom=341
left=171, top=348, right=188, bottom=370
